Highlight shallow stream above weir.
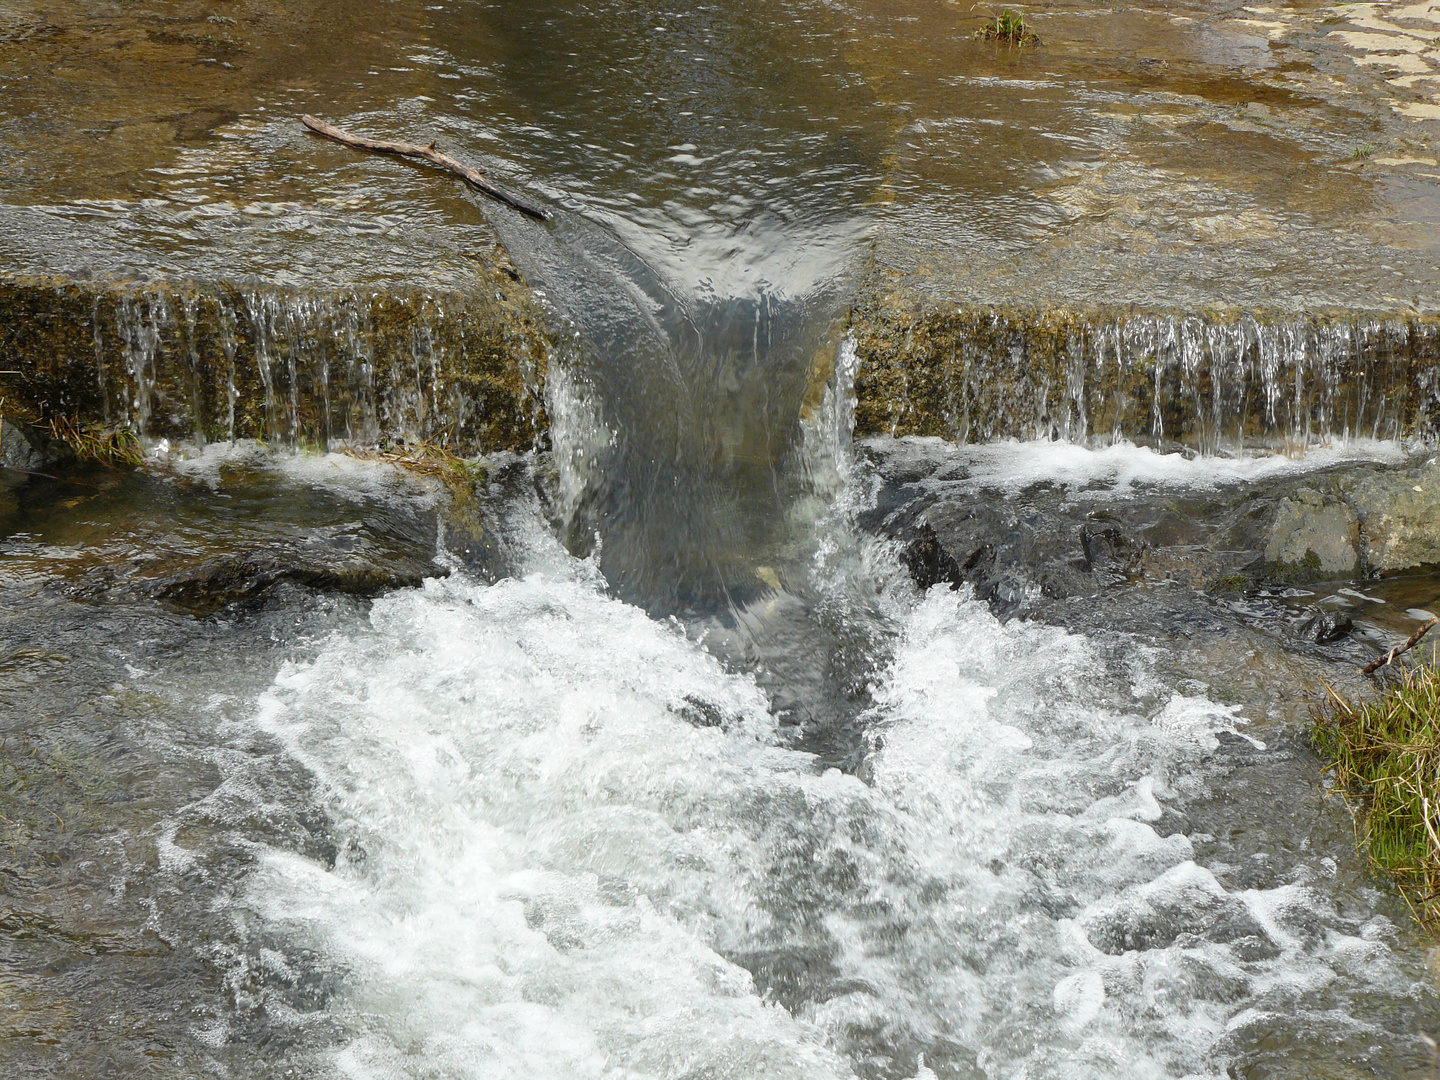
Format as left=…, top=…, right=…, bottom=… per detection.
left=6, top=2, right=1440, bottom=1079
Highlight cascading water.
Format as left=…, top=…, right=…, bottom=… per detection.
left=94, top=1, right=1440, bottom=1072
left=56, top=281, right=545, bottom=453
left=852, top=306, right=1440, bottom=453
left=4, top=1, right=1440, bottom=1077
left=157, top=369, right=1434, bottom=1080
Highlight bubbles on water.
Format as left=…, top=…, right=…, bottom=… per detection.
left=205, top=558, right=1435, bottom=1080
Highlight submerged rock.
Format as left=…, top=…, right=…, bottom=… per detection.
left=1080, top=516, right=1146, bottom=584
left=1290, top=608, right=1355, bottom=644
left=898, top=522, right=969, bottom=591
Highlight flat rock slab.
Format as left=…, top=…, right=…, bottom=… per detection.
left=842, top=0, right=1440, bottom=313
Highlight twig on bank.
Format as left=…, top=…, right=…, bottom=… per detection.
left=300, top=114, right=550, bottom=220
left=1362, top=616, right=1439, bottom=675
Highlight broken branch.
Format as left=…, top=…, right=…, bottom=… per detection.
left=301, top=114, right=549, bottom=221
left=1362, top=616, right=1438, bottom=675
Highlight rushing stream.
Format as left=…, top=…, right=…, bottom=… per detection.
left=4, top=1, right=1440, bottom=1078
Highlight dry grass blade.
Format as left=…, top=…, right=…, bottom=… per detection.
left=47, top=418, right=144, bottom=467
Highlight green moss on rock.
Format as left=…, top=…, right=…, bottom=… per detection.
left=0, top=261, right=551, bottom=456
left=850, top=292, right=1440, bottom=449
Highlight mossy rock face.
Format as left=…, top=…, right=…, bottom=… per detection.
left=1262, top=488, right=1362, bottom=582
left=0, top=263, right=551, bottom=456
left=850, top=293, right=1440, bottom=449
left=1344, top=461, right=1440, bottom=572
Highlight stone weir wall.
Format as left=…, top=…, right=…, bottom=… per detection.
left=851, top=294, right=1440, bottom=451
left=0, top=271, right=552, bottom=456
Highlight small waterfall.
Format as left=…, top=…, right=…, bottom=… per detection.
left=854, top=305, right=1440, bottom=451
left=116, top=291, right=170, bottom=437
left=0, top=277, right=549, bottom=455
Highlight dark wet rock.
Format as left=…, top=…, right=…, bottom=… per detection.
left=1140, top=546, right=1256, bottom=590
left=0, top=418, right=43, bottom=515
left=10, top=456, right=453, bottom=616
left=853, top=435, right=1440, bottom=678
left=0, top=417, right=55, bottom=480
left=901, top=496, right=1099, bottom=608
left=153, top=550, right=433, bottom=613
left=899, top=522, right=969, bottom=590
left=1290, top=607, right=1355, bottom=644
left=58, top=539, right=441, bottom=615
left=669, top=694, right=742, bottom=730
left=1081, top=516, right=1146, bottom=584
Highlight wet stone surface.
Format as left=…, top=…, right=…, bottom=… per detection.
left=0, top=452, right=444, bottom=610
left=844, top=0, right=1440, bottom=312
left=0, top=449, right=484, bottom=1076
left=857, top=436, right=1440, bottom=703
left=0, top=587, right=353, bottom=1079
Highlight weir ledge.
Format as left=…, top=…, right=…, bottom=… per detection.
left=0, top=263, right=551, bottom=459
left=8, top=270, right=1440, bottom=459
left=850, top=293, right=1440, bottom=451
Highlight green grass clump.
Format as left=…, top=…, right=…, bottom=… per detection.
left=48, top=418, right=143, bottom=467
left=1313, top=662, right=1440, bottom=922
left=976, top=9, right=1039, bottom=46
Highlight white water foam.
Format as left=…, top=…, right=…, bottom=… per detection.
left=865, top=436, right=1413, bottom=497
left=162, top=438, right=445, bottom=508
left=220, top=560, right=1428, bottom=1079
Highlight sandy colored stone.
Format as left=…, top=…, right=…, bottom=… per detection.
left=1264, top=488, right=1361, bottom=577
left=1345, top=460, right=1440, bottom=570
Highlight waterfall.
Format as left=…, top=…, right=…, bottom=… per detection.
left=0, top=276, right=549, bottom=456
left=853, top=306, right=1440, bottom=451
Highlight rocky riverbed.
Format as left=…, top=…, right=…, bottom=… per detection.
left=6, top=1, right=1440, bottom=1077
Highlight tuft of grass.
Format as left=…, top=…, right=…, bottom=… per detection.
left=1351, top=143, right=1378, bottom=160
left=1313, top=661, right=1440, bottom=924
left=975, top=8, right=1040, bottom=46
left=47, top=418, right=144, bottom=467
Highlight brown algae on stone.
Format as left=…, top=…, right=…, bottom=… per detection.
left=0, top=270, right=550, bottom=457
left=851, top=293, right=1440, bottom=451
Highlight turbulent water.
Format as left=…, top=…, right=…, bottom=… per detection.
left=111, top=430, right=1433, bottom=1080
left=5, top=0, right=1440, bottom=1077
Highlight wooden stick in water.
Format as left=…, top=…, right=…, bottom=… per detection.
left=1362, top=616, right=1439, bottom=675
left=301, top=114, right=549, bottom=221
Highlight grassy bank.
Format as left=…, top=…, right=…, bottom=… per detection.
left=1313, top=660, right=1440, bottom=923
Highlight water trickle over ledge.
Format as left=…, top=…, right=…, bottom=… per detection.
left=0, top=269, right=551, bottom=455
left=852, top=295, right=1440, bottom=452
left=12, top=268, right=1440, bottom=461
